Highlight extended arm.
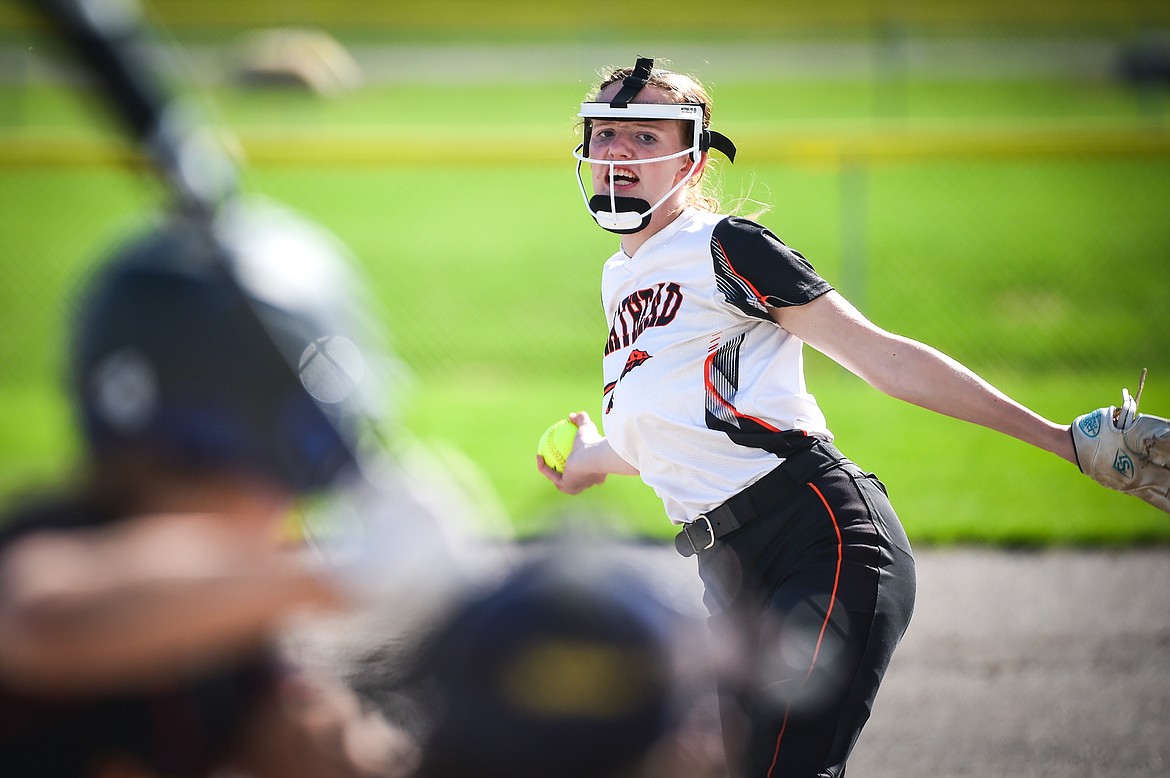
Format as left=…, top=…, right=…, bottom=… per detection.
left=0, top=512, right=342, bottom=693
left=773, top=291, right=1076, bottom=462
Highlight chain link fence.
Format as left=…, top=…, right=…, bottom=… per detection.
left=2, top=9, right=1169, bottom=526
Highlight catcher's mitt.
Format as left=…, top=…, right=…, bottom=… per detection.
left=1071, top=369, right=1170, bottom=513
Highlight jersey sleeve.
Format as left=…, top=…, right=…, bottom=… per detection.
left=710, top=216, right=833, bottom=319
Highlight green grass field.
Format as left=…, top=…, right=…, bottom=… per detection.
left=2, top=34, right=1169, bottom=545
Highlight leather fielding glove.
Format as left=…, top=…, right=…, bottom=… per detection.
left=1071, top=370, right=1170, bottom=513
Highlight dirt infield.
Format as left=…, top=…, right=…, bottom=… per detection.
left=848, top=547, right=1170, bottom=778
left=290, top=545, right=1170, bottom=777
left=575, top=544, right=1170, bottom=777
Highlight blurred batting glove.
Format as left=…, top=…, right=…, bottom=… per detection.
left=1071, top=372, right=1170, bottom=513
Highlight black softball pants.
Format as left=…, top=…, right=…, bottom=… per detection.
left=696, top=451, right=916, bottom=778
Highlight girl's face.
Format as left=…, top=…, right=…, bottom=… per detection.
left=588, top=84, right=698, bottom=223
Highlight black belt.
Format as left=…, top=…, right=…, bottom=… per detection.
left=674, top=440, right=848, bottom=557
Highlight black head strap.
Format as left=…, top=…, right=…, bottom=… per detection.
left=609, top=57, right=654, bottom=108
left=702, top=129, right=737, bottom=163
left=594, top=56, right=739, bottom=164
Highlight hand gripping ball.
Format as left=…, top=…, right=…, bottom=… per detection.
left=537, top=419, right=577, bottom=473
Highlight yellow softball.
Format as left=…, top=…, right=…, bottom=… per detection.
left=537, top=418, right=577, bottom=473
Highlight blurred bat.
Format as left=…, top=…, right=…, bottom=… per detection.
left=22, top=0, right=238, bottom=215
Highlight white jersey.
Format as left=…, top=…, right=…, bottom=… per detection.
left=600, top=209, right=834, bottom=524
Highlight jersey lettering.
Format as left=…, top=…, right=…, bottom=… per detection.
left=604, top=282, right=683, bottom=355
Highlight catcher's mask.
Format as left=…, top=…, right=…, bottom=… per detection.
left=574, top=57, right=736, bottom=235
left=72, top=197, right=392, bottom=495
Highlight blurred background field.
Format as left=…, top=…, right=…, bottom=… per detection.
left=1, top=0, right=1169, bottom=544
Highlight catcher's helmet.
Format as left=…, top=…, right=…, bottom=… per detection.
left=71, top=197, right=389, bottom=494
left=418, top=551, right=677, bottom=778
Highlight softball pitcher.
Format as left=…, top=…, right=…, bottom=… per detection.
left=538, top=57, right=1170, bottom=777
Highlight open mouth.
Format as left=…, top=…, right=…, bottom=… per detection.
left=608, top=166, right=639, bottom=188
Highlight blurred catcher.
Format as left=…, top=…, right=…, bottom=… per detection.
left=0, top=197, right=420, bottom=778
left=0, top=0, right=432, bottom=775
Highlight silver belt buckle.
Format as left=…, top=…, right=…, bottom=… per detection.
left=689, top=514, right=715, bottom=553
